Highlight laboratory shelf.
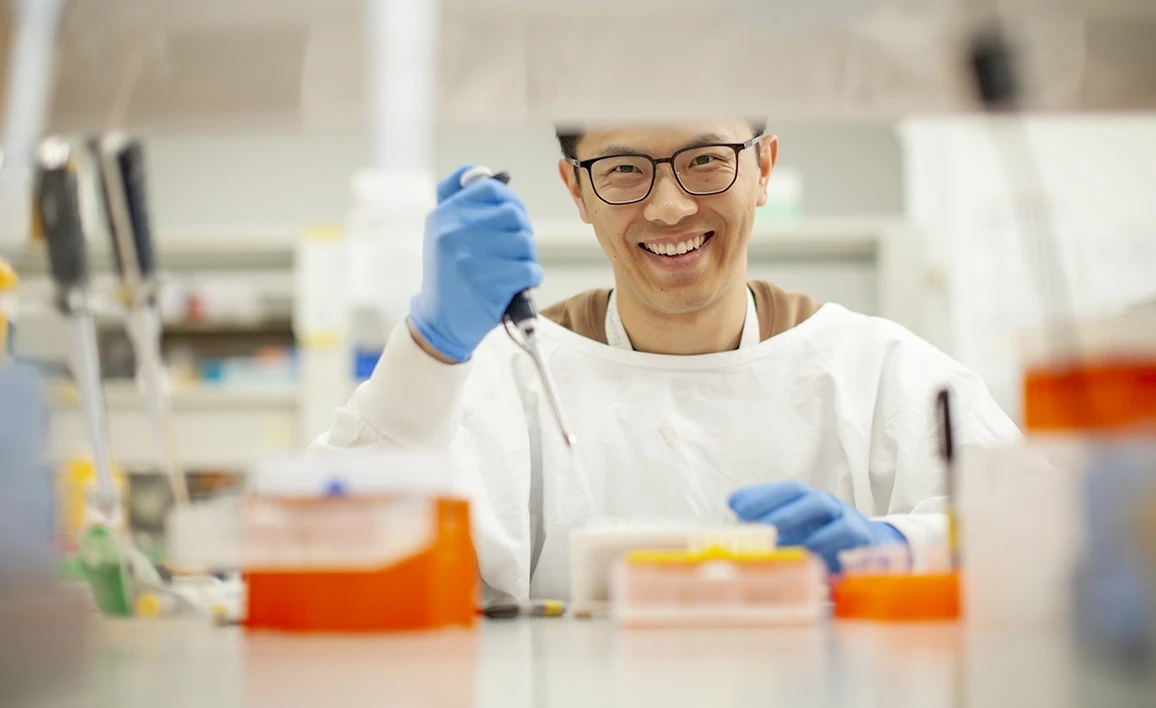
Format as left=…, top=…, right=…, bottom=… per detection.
left=48, top=380, right=299, bottom=408
left=529, top=216, right=921, bottom=335
left=47, top=381, right=300, bottom=470
left=0, top=232, right=297, bottom=273
left=2, top=217, right=895, bottom=273
left=532, top=217, right=891, bottom=261
left=157, top=318, right=295, bottom=336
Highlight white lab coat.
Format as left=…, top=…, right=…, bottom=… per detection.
left=312, top=303, right=1020, bottom=601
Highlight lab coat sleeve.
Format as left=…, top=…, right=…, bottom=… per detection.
left=864, top=321, right=1022, bottom=567
left=309, top=323, right=535, bottom=601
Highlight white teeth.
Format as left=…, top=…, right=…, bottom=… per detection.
left=644, top=234, right=709, bottom=256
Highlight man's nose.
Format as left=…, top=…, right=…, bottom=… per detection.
left=643, top=166, right=698, bottom=226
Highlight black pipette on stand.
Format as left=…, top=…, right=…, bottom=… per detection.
left=94, top=134, right=188, bottom=507
left=35, top=137, right=119, bottom=522
left=459, top=166, right=577, bottom=447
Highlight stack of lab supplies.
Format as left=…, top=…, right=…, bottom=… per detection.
left=613, top=544, right=825, bottom=628
left=570, top=520, right=826, bottom=626
left=168, top=452, right=477, bottom=632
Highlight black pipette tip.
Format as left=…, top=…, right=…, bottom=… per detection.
left=970, top=25, right=1018, bottom=110
left=482, top=603, right=521, bottom=620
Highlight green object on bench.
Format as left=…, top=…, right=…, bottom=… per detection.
left=78, top=524, right=133, bottom=617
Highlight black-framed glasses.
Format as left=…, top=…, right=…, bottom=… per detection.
left=568, top=134, right=764, bottom=205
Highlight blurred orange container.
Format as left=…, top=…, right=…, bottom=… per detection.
left=832, top=545, right=959, bottom=621
left=1024, top=361, right=1156, bottom=432
left=198, top=453, right=480, bottom=633
left=244, top=496, right=476, bottom=633
left=1021, top=314, right=1156, bottom=433
left=833, top=572, right=960, bottom=622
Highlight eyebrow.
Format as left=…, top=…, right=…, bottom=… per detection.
left=590, top=133, right=734, bottom=159
left=592, top=143, right=641, bottom=159
left=676, top=132, right=731, bottom=151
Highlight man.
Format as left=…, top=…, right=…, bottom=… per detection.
left=314, top=120, right=1019, bottom=602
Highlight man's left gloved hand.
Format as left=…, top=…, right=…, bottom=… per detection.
left=728, top=480, right=906, bottom=572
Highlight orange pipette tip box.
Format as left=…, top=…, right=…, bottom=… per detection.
left=244, top=496, right=476, bottom=633
left=832, top=571, right=961, bottom=622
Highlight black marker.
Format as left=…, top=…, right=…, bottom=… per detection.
left=936, top=388, right=959, bottom=569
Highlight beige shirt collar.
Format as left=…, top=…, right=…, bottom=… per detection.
left=604, top=287, right=760, bottom=352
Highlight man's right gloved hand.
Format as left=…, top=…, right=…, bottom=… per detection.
left=408, top=165, right=543, bottom=363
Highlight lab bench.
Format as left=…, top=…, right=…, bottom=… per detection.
left=43, top=616, right=1154, bottom=708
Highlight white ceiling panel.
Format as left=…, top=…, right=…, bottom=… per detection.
left=21, top=0, right=1156, bottom=132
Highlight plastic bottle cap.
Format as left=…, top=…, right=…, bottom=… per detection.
left=0, top=258, right=18, bottom=290
left=135, top=593, right=163, bottom=619
left=460, top=165, right=495, bottom=187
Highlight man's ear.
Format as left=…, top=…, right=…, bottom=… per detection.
left=558, top=159, right=591, bottom=224
left=755, top=134, right=779, bottom=208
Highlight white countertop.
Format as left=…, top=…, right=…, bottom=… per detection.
left=36, top=616, right=1156, bottom=708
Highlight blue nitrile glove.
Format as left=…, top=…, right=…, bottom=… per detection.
left=408, top=165, right=543, bottom=362
left=728, top=480, right=906, bottom=572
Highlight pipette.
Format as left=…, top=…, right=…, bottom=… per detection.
left=459, top=166, right=577, bottom=447
left=936, top=388, right=959, bottom=570
left=93, top=134, right=188, bottom=507
left=34, top=137, right=120, bottom=522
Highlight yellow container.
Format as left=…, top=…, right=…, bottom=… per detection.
left=0, top=258, right=18, bottom=290
left=612, top=546, right=826, bottom=627
left=0, top=256, right=17, bottom=356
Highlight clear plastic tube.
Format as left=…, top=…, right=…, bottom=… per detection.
left=68, top=308, right=119, bottom=522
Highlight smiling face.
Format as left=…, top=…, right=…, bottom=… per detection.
left=558, top=121, right=777, bottom=316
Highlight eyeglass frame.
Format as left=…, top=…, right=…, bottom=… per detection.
left=567, top=133, right=766, bottom=206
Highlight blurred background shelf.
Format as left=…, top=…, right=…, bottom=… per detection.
left=157, top=318, right=294, bottom=335
left=13, top=212, right=919, bottom=471
left=528, top=217, right=918, bottom=330
left=48, top=380, right=299, bottom=408
left=532, top=217, right=885, bottom=260
left=0, top=218, right=889, bottom=271
left=0, top=233, right=297, bottom=272
left=48, top=380, right=300, bottom=470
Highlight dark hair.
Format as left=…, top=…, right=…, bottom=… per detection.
left=555, top=120, right=767, bottom=161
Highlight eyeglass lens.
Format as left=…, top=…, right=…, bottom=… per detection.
left=589, top=145, right=739, bottom=204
